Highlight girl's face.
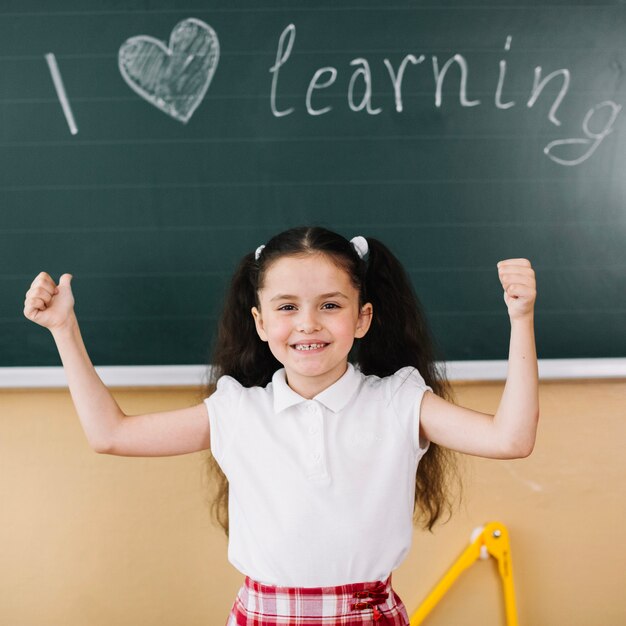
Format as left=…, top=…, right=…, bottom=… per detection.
left=251, top=253, right=372, bottom=398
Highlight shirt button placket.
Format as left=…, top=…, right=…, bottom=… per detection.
left=306, top=402, right=326, bottom=478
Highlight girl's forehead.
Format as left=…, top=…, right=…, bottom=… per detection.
left=260, top=254, right=356, bottom=295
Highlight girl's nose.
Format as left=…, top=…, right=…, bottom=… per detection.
left=296, top=310, right=322, bottom=333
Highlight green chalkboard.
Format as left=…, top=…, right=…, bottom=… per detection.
left=1, top=0, right=625, bottom=367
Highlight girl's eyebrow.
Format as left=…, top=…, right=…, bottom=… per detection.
left=269, top=291, right=349, bottom=302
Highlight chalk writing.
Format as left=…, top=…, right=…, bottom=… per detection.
left=495, top=36, right=514, bottom=110
left=269, top=24, right=295, bottom=118
left=45, top=53, right=78, bottom=135
left=384, top=55, right=424, bottom=113
left=118, top=18, right=219, bottom=124
left=527, top=67, right=570, bottom=126
left=349, top=59, right=382, bottom=114
left=270, top=24, right=622, bottom=166
left=544, top=101, right=623, bottom=166
left=432, top=54, right=480, bottom=108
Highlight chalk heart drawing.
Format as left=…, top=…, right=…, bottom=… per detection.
left=118, top=18, right=220, bottom=123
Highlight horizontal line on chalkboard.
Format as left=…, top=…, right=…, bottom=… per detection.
left=1, top=220, right=623, bottom=235
left=1, top=128, right=621, bottom=148
left=2, top=47, right=625, bottom=62
left=3, top=271, right=226, bottom=279
left=0, top=82, right=617, bottom=100
left=0, top=179, right=617, bottom=192
left=0, top=6, right=620, bottom=18
left=6, top=265, right=626, bottom=281
left=1, top=309, right=624, bottom=324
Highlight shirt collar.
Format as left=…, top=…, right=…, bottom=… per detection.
left=272, top=363, right=362, bottom=414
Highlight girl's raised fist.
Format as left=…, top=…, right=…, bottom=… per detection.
left=24, top=272, right=75, bottom=330
left=497, top=259, right=536, bottom=321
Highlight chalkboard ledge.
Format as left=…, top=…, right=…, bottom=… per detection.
left=0, top=359, right=625, bottom=388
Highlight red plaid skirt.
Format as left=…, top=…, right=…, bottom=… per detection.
left=225, top=574, right=409, bottom=625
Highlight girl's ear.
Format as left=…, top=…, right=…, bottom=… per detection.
left=251, top=306, right=268, bottom=342
left=355, top=302, right=373, bottom=339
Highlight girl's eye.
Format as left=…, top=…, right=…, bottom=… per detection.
left=278, top=304, right=296, bottom=311
left=322, top=303, right=339, bottom=309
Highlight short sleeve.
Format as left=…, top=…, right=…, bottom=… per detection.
left=388, top=366, right=433, bottom=458
left=203, top=375, right=244, bottom=464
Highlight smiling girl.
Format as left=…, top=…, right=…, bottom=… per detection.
left=24, top=225, right=538, bottom=625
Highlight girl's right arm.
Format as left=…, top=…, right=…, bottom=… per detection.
left=24, top=272, right=211, bottom=457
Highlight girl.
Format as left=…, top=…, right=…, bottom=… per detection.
left=23, top=226, right=538, bottom=625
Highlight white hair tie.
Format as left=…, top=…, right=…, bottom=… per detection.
left=350, top=236, right=369, bottom=260
left=254, top=245, right=265, bottom=260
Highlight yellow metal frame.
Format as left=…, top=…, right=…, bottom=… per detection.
left=409, top=521, right=518, bottom=626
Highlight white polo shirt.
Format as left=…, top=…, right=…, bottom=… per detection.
left=204, top=363, right=432, bottom=587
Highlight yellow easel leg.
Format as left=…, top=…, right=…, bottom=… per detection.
left=409, top=521, right=519, bottom=626
left=482, top=522, right=518, bottom=626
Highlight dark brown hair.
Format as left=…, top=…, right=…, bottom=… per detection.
left=203, top=226, right=460, bottom=535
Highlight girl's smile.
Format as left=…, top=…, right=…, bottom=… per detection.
left=251, top=253, right=372, bottom=398
left=292, top=342, right=329, bottom=352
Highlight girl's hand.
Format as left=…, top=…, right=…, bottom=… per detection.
left=24, top=272, right=75, bottom=331
left=497, top=259, right=536, bottom=321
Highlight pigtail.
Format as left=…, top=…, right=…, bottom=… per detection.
left=357, top=238, right=444, bottom=386
left=210, top=253, right=281, bottom=388
left=356, top=238, right=460, bottom=531
left=203, top=253, right=281, bottom=536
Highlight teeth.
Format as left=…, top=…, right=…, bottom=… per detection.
left=294, top=343, right=326, bottom=351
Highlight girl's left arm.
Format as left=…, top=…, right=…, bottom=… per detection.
left=419, top=259, right=539, bottom=459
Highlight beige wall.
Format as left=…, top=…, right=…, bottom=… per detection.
left=1, top=379, right=625, bottom=626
